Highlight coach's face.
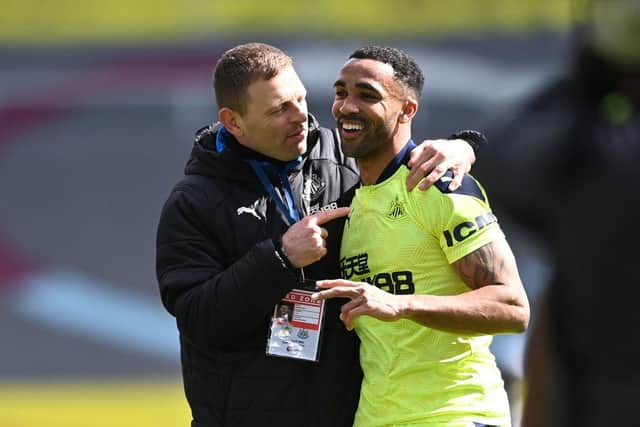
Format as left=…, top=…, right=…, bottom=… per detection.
left=236, top=66, right=309, bottom=161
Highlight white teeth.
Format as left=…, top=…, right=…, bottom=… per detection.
left=342, top=122, right=364, bottom=131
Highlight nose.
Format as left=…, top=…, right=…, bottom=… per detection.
left=291, top=99, right=308, bottom=122
left=338, top=95, right=358, bottom=115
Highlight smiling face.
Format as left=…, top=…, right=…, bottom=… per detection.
left=221, top=65, right=309, bottom=161
left=332, top=58, right=415, bottom=162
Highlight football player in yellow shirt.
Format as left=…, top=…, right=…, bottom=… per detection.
left=313, top=46, right=529, bottom=427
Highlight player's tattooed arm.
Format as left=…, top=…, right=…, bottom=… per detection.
left=452, top=240, right=510, bottom=290
left=450, top=238, right=530, bottom=333
left=314, top=239, right=530, bottom=335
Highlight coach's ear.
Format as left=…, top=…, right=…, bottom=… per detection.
left=219, top=107, right=245, bottom=139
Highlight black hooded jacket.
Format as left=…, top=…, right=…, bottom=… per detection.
left=156, top=116, right=362, bottom=427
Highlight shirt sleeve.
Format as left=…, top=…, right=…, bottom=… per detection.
left=430, top=175, right=505, bottom=264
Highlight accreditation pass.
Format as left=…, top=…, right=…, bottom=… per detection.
left=266, top=289, right=325, bottom=362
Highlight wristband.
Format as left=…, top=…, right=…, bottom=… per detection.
left=275, top=238, right=296, bottom=270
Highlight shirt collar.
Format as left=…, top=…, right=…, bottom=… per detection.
left=375, top=139, right=417, bottom=184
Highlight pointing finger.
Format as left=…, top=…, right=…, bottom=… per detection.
left=316, top=279, right=360, bottom=289
left=312, top=286, right=361, bottom=301
left=309, top=207, right=350, bottom=226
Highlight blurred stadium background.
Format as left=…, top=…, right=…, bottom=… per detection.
left=0, top=1, right=583, bottom=425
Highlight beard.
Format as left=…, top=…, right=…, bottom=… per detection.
left=339, top=116, right=398, bottom=160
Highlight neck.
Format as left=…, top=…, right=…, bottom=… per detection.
left=358, top=128, right=412, bottom=186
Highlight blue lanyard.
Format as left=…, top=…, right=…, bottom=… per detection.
left=247, top=159, right=301, bottom=226
left=216, top=125, right=301, bottom=225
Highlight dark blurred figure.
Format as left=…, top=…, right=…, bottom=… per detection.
left=475, top=0, right=640, bottom=426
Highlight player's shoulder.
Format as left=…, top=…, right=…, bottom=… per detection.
left=433, top=171, right=486, bottom=202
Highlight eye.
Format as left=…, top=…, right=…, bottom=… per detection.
left=271, top=105, right=287, bottom=115
left=361, top=92, right=379, bottom=101
left=334, top=89, right=347, bottom=98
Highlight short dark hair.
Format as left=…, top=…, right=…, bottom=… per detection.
left=349, top=46, right=424, bottom=98
left=213, top=43, right=293, bottom=114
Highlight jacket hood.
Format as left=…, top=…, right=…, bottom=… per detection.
left=184, top=114, right=321, bottom=183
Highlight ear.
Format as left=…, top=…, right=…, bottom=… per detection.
left=218, top=107, right=244, bottom=139
left=399, top=98, right=418, bottom=123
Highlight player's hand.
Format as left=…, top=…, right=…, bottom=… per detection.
left=281, top=208, right=350, bottom=268
left=406, top=138, right=475, bottom=192
left=312, top=279, right=405, bottom=330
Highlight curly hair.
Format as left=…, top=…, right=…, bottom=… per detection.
left=349, top=45, right=424, bottom=98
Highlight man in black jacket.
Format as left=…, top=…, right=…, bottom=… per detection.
left=156, top=42, right=479, bottom=427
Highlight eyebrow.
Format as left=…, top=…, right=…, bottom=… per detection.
left=263, top=89, right=307, bottom=114
left=333, top=80, right=382, bottom=94
left=355, top=82, right=380, bottom=93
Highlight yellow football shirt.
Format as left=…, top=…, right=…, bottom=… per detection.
left=340, top=145, right=511, bottom=427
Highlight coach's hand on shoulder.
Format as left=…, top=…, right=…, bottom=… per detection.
left=281, top=207, right=350, bottom=268
left=406, top=138, right=475, bottom=192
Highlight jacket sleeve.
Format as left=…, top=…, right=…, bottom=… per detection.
left=155, top=186, right=299, bottom=349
